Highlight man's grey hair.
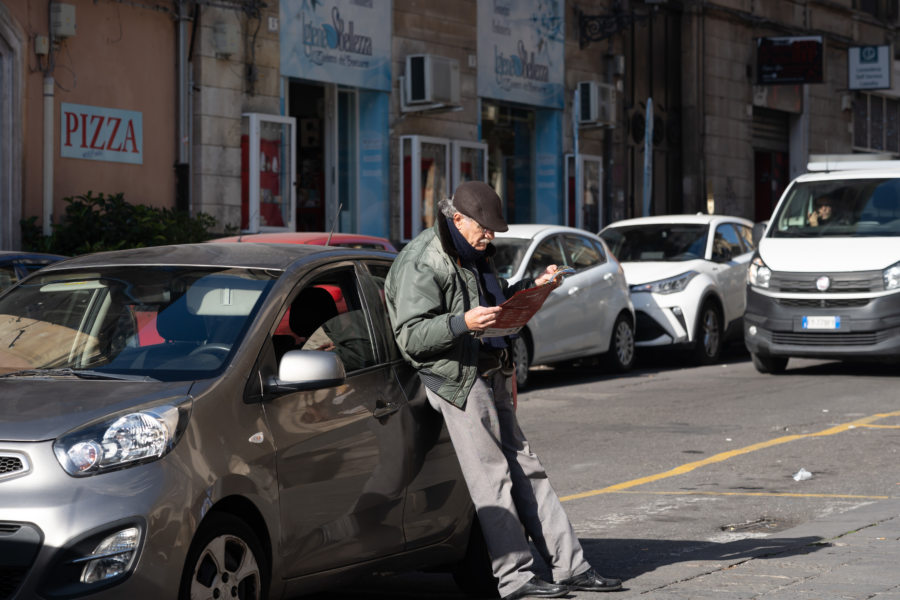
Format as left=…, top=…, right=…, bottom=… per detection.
left=438, top=197, right=457, bottom=219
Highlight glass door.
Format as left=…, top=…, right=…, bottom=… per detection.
left=241, top=113, right=297, bottom=232
left=565, top=154, right=603, bottom=231
left=400, top=136, right=450, bottom=242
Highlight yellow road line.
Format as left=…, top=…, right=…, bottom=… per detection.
left=607, top=490, right=890, bottom=500
left=561, top=410, right=900, bottom=503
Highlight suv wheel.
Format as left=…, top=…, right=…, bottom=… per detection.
left=693, top=301, right=722, bottom=364
left=180, top=513, right=268, bottom=600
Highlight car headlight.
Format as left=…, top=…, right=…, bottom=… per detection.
left=748, top=256, right=771, bottom=289
left=885, top=262, right=900, bottom=290
left=54, top=399, right=191, bottom=477
left=630, top=271, right=698, bottom=295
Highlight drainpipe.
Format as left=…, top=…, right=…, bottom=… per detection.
left=43, top=75, right=54, bottom=236
left=176, top=1, right=192, bottom=213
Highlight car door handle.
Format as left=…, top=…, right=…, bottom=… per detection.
left=568, top=286, right=580, bottom=296
left=373, top=400, right=401, bottom=419
left=603, top=273, right=614, bottom=281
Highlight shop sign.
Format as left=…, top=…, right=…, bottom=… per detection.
left=478, top=0, right=565, bottom=109
left=848, top=45, right=892, bottom=90
left=756, top=36, right=823, bottom=85
left=60, top=103, right=143, bottom=164
left=281, top=0, right=392, bottom=92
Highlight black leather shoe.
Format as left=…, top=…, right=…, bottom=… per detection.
left=504, top=576, right=569, bottom=599
left=558, top=568, right=622, bottom=592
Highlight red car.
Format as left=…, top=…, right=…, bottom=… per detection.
left=209, top=231, right=397, bottom=252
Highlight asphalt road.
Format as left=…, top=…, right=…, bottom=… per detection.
left=303, top=343, right=900, bottom=598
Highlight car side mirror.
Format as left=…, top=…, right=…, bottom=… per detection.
left=265, top=350, right=346, bottom=396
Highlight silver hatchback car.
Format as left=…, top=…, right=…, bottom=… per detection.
left=0, top=243, right=487, bottom=599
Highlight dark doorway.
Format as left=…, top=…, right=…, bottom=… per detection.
left=754, top=150, right=789, bottom=223
left=289, top=81, right=327, bottom=231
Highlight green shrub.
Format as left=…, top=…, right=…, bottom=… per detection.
left=21, top=191, right=227, bottom=256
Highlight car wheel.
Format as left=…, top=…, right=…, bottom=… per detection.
left=604, top=313, right=635, bottom=372
left=751, top=352, right=789, bottom=374
left=179, top=513, right=268, bottom=600
left=511, top=334, right=530, bottom=390
left=452, top=517, right=499, bottom=598
left=693, top=301, right=722, bottom=364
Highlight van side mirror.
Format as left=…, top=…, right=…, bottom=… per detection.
left=751, top=221, right=768, bottom=247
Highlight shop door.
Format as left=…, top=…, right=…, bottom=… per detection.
left=290, top=81, right=327, bottom=231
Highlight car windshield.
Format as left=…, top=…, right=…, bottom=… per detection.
left=600, top=224, right=709, bottom=261
left=491, top=238, right=532, bottom=279
left=0, top=266, right=277, bottom=381
left=769, top=177, right=900, bottom=238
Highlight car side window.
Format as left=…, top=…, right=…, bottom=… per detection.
left=272, top=268, right=377, bottom=373
left=363, top=262, right=401, bottom=362
left=563, top=234, right=605, bottom=271
left=736, top=224, right=755, bottom=252
left=525, top=236, right=566, bottom=279
left=712, top=224, right=743, bottom=261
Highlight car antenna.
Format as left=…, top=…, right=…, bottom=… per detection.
left=326, top=202, right=343, bottom=246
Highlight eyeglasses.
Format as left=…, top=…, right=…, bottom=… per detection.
left=464, top=216, right=493, bottom=236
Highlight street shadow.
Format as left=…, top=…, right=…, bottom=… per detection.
left=760, top=359, right=899, bottom=378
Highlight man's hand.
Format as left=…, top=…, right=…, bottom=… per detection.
left=465, top=306, right=502, bottom=332
left=534, top=264, right=561, bottom=287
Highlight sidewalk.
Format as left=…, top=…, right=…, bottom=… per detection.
left=577, top=499, right=900, bottom=599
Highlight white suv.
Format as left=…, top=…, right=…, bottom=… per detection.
left=600, top=214, right=756, bottom=363
left=745, top=160, right=900, bottom=373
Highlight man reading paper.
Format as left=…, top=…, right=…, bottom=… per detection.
left=385, top=181, right=622, bottom=600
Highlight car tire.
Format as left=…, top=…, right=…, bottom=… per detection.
left=604, top=313, right=635, bottom=372
left=693, top=301, right=723, bottom=364
left=511, top=334, right=530, bottom=390
left=751, top=352, right=789, bottom=374
left=452, top=517, right=499, bottom=598
left=179, top=513, right=269, bottom=600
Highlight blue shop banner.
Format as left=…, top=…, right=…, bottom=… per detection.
left=281, top=0, right=392, bottom=92
left=477, top=0, right=565, bottom=109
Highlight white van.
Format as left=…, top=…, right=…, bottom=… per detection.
left=744, top=157, right=900, bottom=373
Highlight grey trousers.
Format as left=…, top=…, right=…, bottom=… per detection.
left=425, top=372, right=589, bottom=598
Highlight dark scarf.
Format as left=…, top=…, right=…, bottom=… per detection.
left=447, top=217, right=508, bottom=349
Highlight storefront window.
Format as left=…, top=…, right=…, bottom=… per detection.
left=482, top=101, right=535, bottom=224
left=338, top=89, right=358, bottom=232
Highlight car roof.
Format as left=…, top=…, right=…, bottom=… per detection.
left=602, top=214, right=754, bottom=229
left=494, top=224, right=602, bottom=239
left=36, top=242, right=391, bottom=273
left=209, top=231, right=396, bottom=250
left=792, top=169, right=900, bottom=183
left=0, top=251, right=67, bottom=262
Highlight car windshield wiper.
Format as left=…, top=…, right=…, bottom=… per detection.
left=0, top=368, right=157, bottom=382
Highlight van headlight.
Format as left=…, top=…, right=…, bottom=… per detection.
left=885, top=262, right=900, bottom=290
left=748, top=256, right=772, bottom=289
left=53, top=399, right=191, bottom=476
left=630, top=271, right=698, bottom=294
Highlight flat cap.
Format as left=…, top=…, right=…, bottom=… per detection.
left=452, top=181, right=509, bottom=232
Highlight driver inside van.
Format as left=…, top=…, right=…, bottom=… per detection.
left=808, top=194, right=839, bottom=227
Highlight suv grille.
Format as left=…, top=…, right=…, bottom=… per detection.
left=777, top=298, right=870, bottom=308
left=771, top=271, right=882, bottom=294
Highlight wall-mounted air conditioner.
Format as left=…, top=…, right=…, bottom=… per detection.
left=577, top=81, right=616, bottom=128
left=404, top=54, right=460, bottom=107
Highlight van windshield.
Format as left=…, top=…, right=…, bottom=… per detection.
left=0, top=266, right=276, bottom=381
left=770, top=177, right=900, bottom=238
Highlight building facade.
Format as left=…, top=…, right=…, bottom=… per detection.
left=2, top=0, right=898, bottom=250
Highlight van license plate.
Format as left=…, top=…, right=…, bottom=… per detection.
left=802, top=316, right=840, bottom=330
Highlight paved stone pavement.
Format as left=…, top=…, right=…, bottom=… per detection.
left=317, top=499, right=900, bottom=599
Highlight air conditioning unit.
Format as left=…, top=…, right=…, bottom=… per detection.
left=577, top=81, right=616, bottom=128
left=404, top=54, right=460, bottom=106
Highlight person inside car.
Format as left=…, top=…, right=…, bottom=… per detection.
left=808, top=193, right=842, bottom=227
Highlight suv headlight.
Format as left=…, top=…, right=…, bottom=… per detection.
left=885, top=262, right=900, bottom=290
left=54, top=399, right=191, bottom=476
left=748, top=256, right=772, bottom=289
left=630, top=271, right=698, bottom=295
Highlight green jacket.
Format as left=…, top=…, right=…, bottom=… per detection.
left=385, top=218, right=530, bottom=408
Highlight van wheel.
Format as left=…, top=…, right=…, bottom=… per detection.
left=604, top=313, right=635, bottom=372
left=693, top=302, right=722, bottom=364
left=511, top=334, right=530, bottom=390
left=179, top=513, right=268, bottom=600
left=751, top=352, right=789, bottom=374
left=452, top=517, right=499, bottom=598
